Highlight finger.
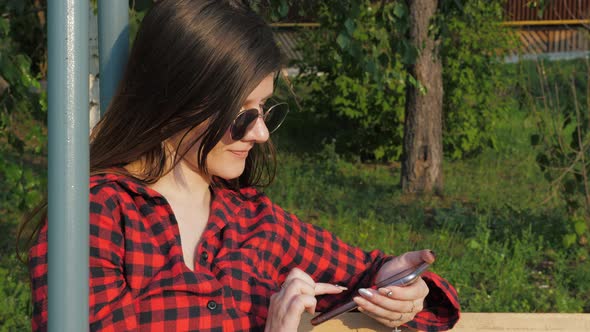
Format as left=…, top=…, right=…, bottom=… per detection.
left=355, top=295, right=415, bottom=325
left=375, top=250, right=434, bottom=285
left=353, top=296, right=416, bottom=324
left=314, top=282, right=347, bottom=296
left=399, top=249, right=435, bottom=266
left=356, top=288, right=411, bottom=313
left=288, top=294, right=318, bottom=315
left=377, top=277, right=429, bottom=302
left=281, top=268, right=315, bottom=294
left=271, top=294, right=315, bottom=328
left=358, top=306, right=410, bottom=329
left=283, top=267, right=315, bottom=286
left=282, top=278, right=316, bottom=297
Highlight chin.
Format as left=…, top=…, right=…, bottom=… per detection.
left=212, top=167, right=246, bottom=181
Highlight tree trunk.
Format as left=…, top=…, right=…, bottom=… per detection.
left=401, top=0, right=443, bottom=194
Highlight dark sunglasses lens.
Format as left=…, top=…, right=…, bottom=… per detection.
left=231, top=109, right=259, bottom=140
left=264, top=103, right=289, bottom=133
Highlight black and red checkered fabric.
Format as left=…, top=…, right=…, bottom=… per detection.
left=30, top=173, right=459, bottom=331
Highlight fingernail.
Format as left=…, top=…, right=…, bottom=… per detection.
left=429, top=250, right=436, bottom=259
left=358, top=288, right=373, bottom=298
left=334, top=284, right=348, bottom=290
left=353, top=296, right=367, bottom=307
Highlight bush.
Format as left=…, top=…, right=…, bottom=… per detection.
left=438, top=0, right=517, bottom=159
left=521, top=58, right=590, bottom=253
left=0, top=261, right=31, bottom=331
left=290, top=0, right=409, bottom=161
left=283, top=0, right=516, bottom=161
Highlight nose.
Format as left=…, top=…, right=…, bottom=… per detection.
left=241, top=116, right=270, bottom=143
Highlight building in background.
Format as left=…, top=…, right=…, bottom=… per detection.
left=271, top=0, right=590, bottom=66
left=504, top=0, right=590, bottom=61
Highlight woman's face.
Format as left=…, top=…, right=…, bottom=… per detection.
left=177, top=74, right=274, bottom=181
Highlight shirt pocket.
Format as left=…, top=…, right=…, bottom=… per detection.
left=212, top=248, right=279, bottom=319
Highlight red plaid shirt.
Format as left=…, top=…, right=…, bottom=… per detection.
left=30, top=173, right=460, bottom=331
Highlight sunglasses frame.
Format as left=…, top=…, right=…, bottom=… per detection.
left=230, top=102, right=289, bottom=141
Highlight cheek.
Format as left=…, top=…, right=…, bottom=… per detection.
left=205, top=137, right=229, bottom=164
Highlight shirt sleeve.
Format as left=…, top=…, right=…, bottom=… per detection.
left=29, top=184, right=138, bottom=332
left=267, top=199, right=460, bottom=331
left=407, top=271, right=461, bottom=331
left=87, top=185, right=139, bottom=331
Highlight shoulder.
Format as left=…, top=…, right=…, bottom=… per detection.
left=89, top=172, right=163, bottom=214
left=217, top=186, right=301, bottom=226
left=90, top=172, right=162, bottom=197
left=213, top=185, right=269, bottom=205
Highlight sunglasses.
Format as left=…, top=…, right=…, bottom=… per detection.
left=230, top=102, right=289, bottom=141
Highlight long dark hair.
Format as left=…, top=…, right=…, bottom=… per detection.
left=92, top=0, right=283, bottom=185
left=18, top=0, right=283, bottom=261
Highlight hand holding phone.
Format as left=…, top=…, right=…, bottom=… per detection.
left=310, top=261, right=431, bottom=326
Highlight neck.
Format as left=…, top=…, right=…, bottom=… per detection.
left=153, top=160, right=211, bottom=203
left=126, top=158, right=212, bottom=205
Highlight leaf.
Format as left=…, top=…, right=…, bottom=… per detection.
left=0, top=18, right=9, bottom=36
left=279, top=0, right=289, bottom=18
left=563, top=233, right=577, bottom=248
left=530, top=134, right=541, bottom=146
left=393, top=2, right=406, bottom=18
left=344, top=18, right=355, bottom=36
left=468, top=239, right=481, bottom=250
left=574, top=220, right=587, bottom=236
left=336, top=32, right=350, bottom=50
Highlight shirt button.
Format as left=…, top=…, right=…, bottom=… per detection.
left=200, top=251, right=208, bottom=262
left=207, top=300, right=217, bottom=311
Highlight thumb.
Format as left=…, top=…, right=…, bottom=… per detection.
left=376, top=250, right=435, bottom=284
left=403, top=249, right=436, bottom=265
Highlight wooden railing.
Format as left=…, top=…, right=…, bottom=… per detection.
left=298, top=312, right=590, bottom=332
left=512, top=28, right=589, bottom=54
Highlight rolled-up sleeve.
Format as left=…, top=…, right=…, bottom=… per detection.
left=267, top=199, right=460, bottom=331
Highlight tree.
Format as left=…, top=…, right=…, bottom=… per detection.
left=401, top=0, right=443, bottom=194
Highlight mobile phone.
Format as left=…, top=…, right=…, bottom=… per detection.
left=310, top=261, right=430, bottom=326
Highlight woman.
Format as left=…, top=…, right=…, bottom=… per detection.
left=29, top=0, right=460, bottom=331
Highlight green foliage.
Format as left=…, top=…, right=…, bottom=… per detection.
left=0, top=0, right=47, bottom=220
left=283, top=0, right=515, bottom=161
left=520, top=58, right=590, bottom=251
left=437, top=0, right=517, bottom=159
left=0, top=261, right=31, bottom=331
left=290, top=0, right=408, bottom=161
left=0, top=3, right=46, bottom=330
left=265, top=106, right=589, bottom=311
left=1, top=0, right=588, bottom=326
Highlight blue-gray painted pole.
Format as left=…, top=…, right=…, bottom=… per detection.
left=98, top=0, right=129, bottom=115
left=47, top=0, right=89, bottom=331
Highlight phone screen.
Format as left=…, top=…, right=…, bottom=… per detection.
left=310, top=261, right=430, bottom=326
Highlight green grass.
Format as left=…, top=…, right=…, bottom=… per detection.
left=2, top=60, right=590, bottom=331
left=265, top=108, right=590, bottom=313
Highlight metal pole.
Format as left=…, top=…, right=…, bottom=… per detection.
left=98, top=0, right=129, bottom=115
left=47, top=0, right=89, bottom=331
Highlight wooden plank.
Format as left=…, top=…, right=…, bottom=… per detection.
left=532, top=30, right=549, bottom=53
left=502, top=19, right=590, bottom=27
left=519, top=30, right=545, bottom=54
left=298, top=312, right=590, bottom=332
left=270, top=22, right=320, bottom=28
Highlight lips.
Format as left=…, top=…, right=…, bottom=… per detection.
left=229, top=150, right=250, bottom=158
